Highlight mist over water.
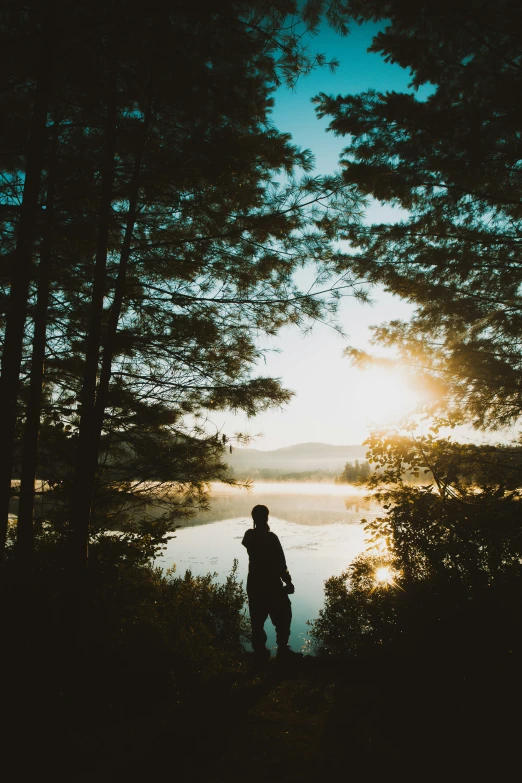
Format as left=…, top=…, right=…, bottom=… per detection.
left=157, top=482, right=380, bottom=652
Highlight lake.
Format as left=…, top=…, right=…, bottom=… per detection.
left=157, top=482, right=379, bottom=653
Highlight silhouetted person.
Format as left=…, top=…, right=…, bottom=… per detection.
left=242, top=504, right=303, bottom=664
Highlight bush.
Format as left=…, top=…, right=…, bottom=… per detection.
left=310, top=432, right=522, bottom=663
left=86, top=553, right=249, bottom=683
left=4, top=525, right=249, bottom=691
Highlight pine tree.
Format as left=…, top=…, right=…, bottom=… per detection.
left=0, top=0, right=56, bottom=557
left=0, top=1, right=364, bottom=571
left=316, top=0, right=522, bottom=431
left=310, top=2, right=522, bottom=665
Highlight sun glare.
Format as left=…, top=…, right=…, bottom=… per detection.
left=374, top=566, right=394, bottom=584
left=373, top=565, right=401, bottom=589
left=352, top=367, right=421, bottom=425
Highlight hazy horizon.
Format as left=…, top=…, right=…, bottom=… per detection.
left=230, top=440, right=366, bottom=452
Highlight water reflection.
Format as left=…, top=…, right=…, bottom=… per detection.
left=157, top=482, right=379, bottom=652
left=344, top=495, right=373, bottom=513
left=169, top=482, right=373, bottom=528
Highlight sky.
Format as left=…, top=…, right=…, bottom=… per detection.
left=213, top=21, right=428, bottom=450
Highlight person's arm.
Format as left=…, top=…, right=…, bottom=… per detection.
left=242, top=528, right=254, bottom=549
left=273, top=534, right=294, bottom=589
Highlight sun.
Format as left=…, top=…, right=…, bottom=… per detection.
left=374, top=566, right=395, bottom=585
left=373, top=565, right=402, bottom=590
left=351, top=367, right=421, bottom=425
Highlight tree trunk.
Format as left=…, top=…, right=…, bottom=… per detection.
left=0, top=3, right=55, bottom=560
left=91, top=93, right=153, bottom=483
left=16, top=125, right=58, bottom=564
left=68, top=89, right=118, bottom=580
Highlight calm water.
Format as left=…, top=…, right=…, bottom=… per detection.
left=157, top=482, right=379, bottom=652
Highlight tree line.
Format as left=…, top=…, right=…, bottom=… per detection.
left=310, top=0, right=522, bottom=665
left=2, top=3, right=365, bottom=769
left=335, top=459, right=371, bottom=483
left=1, top=0, right=364, bottom=585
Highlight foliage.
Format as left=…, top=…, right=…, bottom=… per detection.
left=310, top=428, right=522, bottom=659
left=315, top=0, right=522, bottom=430
left=309, top=554, right=401, bottom=656
left=5, top=523, right=249, bottom=682
left=310, top=0, right=522, bottom=662
left=87, top=558, right=249, bottom=681
left=1, top=0, right=366, bottom=557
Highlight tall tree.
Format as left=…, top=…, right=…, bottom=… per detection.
left=16, top=123, right=58, bottom=561
left=316, top=0, right=522, bottom=431
left=0, top=1, right=55, bottom=557
left=63, top=0, right=364, bottom=578
left=309, top=0, right=522, bottom=664
left=1, top=1, right=365, bottom=572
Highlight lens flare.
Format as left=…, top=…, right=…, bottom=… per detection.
left=375, top=566, right=394, bottom=584
left=373, top=565, right=401, bottom=589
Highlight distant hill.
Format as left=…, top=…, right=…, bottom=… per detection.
left=225, top=442, right=367, bottom=477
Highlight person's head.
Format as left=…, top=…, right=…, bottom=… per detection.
left=251, top=504, right=270, bottom=531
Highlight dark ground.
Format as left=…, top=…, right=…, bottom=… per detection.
left=7, top=652, right=520, bottom=782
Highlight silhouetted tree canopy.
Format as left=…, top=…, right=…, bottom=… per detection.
left=311, top=428, right=522, bottom=658
left=316, top=0, right=522, bottom=430
left=309, top=1, right=522, bottom=662
left=0, top=0, right=364, bottom=566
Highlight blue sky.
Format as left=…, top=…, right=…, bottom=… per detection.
left=214, top=21, right=425, bottom=449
